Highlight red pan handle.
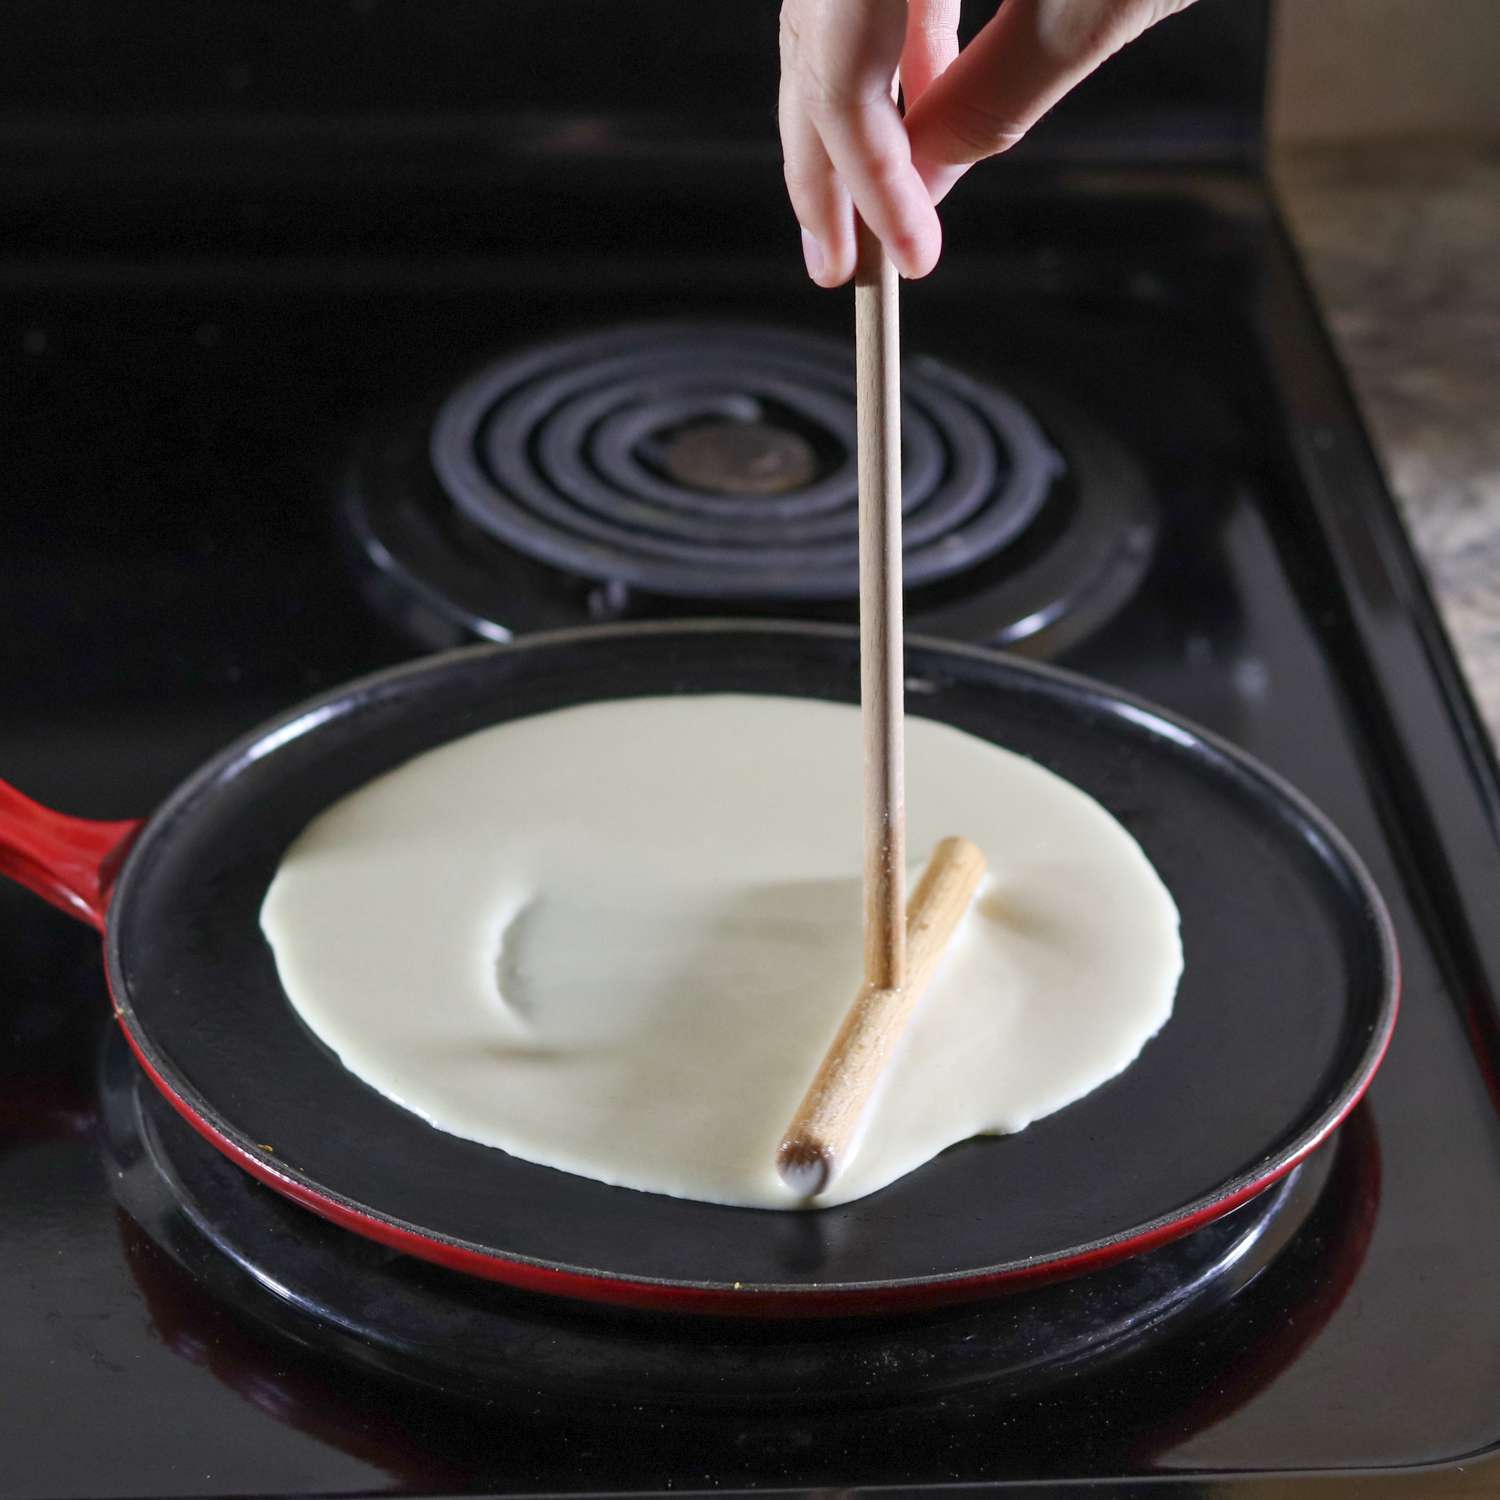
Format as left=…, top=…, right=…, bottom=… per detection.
left=0, top=781, right=143, bottom=931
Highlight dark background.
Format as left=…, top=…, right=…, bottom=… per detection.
left=0, top=0, right=1267, bottom=161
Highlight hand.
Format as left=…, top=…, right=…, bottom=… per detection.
left=779, top=0, right=1197, bottom=286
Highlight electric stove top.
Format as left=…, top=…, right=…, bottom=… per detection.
left=5, top=6, right=1500, bottom=1496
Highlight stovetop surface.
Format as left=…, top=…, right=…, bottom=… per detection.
left=4, top=160, right=1500, bottom=1497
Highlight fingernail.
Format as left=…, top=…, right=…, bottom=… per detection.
left=800, top=228, right=826, bottom=283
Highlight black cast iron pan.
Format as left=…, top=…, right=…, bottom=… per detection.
left=0, top=622, right=1398, bottom=1315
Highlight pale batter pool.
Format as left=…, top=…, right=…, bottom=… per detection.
left=260, top=694, right=1182, bottom=1208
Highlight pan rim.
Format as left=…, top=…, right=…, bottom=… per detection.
left=102, top=618, right=1401, bottom=1311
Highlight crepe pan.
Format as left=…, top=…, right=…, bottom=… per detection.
left=0, top=621, right=1398, bottom=1316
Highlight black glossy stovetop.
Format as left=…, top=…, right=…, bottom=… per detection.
left=3, top=158, right=1500, bottom=1498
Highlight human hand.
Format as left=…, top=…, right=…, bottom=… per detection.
left=779, top=0, right=1197, bottom=285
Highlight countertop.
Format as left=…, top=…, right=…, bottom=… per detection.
left=1275, top=141, right=1500, bottom=748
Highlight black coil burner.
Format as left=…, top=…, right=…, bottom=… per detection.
left=342, top=323, right=1158, bottom=652
left=433, top=325, right=1056, bottom=599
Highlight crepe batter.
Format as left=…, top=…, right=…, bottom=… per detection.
left=260, top=694, right=1183, bottom=1208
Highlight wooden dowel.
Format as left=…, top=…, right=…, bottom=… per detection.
left=777, top=837, right=988, bottom=1197
left=855, top=215, right=907, bottom=993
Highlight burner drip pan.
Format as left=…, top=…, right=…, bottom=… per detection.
left=342, top=322, right=1157, bottom=653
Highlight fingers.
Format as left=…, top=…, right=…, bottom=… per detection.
left=780, top=0, right=1196, bottom=284
left=779, top=0, right=942, bottom=284
left=900, top=0, right=962, bottom=104
left=813, top=85, right=943, bottom=280
left=780, top=75, right=858, bottom=287
left=906, top=0, right=1196, bottom=203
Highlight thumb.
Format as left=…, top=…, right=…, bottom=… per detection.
left=905, top=0, right=1196, bottom=203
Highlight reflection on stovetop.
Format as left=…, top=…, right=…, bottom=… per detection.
left=100, top=1025, right=1362, bottom=1417
left=104, top=1013, right=1377, bottom=1487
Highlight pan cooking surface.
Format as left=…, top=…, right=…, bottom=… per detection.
left=105, top=623, right=1396, bottom=1305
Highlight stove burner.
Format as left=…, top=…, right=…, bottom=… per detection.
left=341, top=322, right=1158, bottom=651
left=431, top=326, right=1059, bottom=600
left=102, top=1034, right=1338, bottom=1411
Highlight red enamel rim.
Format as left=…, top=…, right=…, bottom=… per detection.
left=105, top=945, right=1399, bottom=1319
